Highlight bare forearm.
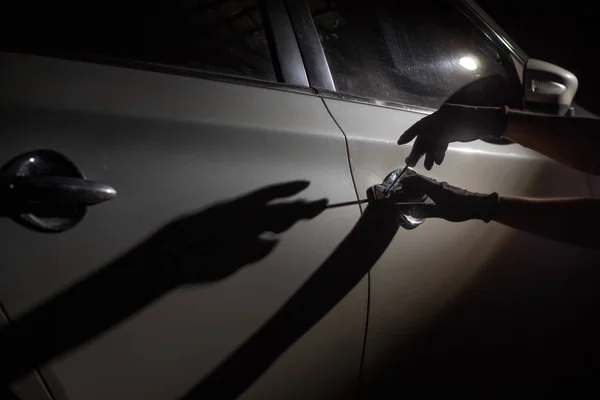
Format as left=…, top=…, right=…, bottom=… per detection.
left=504, top=109, right=600, bottom=175
left=493, top=196, right=600, bottom=248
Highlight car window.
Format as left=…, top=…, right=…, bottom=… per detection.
left=308, top=0, right=516, bottom=108
left=3, top=0, right=277, bottom=82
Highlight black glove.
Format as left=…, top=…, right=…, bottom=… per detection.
left=395, top=174, right=499, bottom=223
left=397, top=104, right=507, bottom=170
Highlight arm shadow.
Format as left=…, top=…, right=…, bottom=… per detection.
left=180, top=202, right=403, bottom=400
left=0, top=181, right=326, bottom=386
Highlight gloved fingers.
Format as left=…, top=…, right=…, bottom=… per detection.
left=424, top=152, right=435, bottom=170
left=243, top=180, right=311, bottom=204
left=405, top=204, right=441, bottom=219
left=405, top=143, right=425, bottom=167
left=399, top=116, right=434, bottom=167
left=405, top=130, right=443, bottom=168
left=434, top=151, right=445, bottom=165
left=434, top=143, right=447, bottom=165
left=395, top=203, right=440, bottom=219
left=397, top=120, right=423, bottom=145
left=397, top=174, right=445, bottom=201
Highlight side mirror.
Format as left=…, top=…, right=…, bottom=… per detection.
left=523, top=59, right=578, bottom=116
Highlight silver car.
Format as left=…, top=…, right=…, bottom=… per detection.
left=1, top=0, right=598, bottom=399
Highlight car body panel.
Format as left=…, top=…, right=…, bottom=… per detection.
left=3, top=0, right=600, bottom=397
left=0, top=52, right=366, bottom=400
left=322, top=97, right=600, bottom=390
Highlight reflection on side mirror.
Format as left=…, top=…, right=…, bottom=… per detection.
left=523, top=59, right=578, bottom=116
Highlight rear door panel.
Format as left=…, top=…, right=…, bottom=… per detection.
left=300, top=0, right=600, bottom=390
left=0, top=52, right=365, bottom=399
left=325, top=96, right=600, bottom=391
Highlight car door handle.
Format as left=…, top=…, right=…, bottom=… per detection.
left=0, top=149, right=117, bottom=233
left=2, top=175, right=116, bottom=206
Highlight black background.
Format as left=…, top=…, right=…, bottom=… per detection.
left=478, top=0, right=599, bottom=114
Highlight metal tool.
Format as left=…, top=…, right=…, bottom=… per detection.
left=326, top=199, right=369, bottom=209
left=326, top=200, right=427, bottom=209
left=326, top=166, right=433, bottom=230
left=383, top=164, right=409, bottom=197
left=326, top=164, right=417, bottom=209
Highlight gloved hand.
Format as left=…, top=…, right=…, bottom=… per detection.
left=395, top=174, right=499, bottom=223
left=397, top=104, right=507, bottom=170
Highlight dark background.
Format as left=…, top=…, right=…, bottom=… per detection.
left=478, top=0, right=599, bottom=114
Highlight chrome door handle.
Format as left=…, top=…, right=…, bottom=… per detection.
left=0, top=149, right=117, bottom=233
left=3, top=175, right=116, bottom=206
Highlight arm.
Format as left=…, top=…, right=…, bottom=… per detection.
left=505, top=109, right=600, bottom=175
left=494, top=196, right=600, bottom=249
left=398, top=104, right=600, bottom=175
left=400, top=174, right=600, bottom=249
left=0, top=181, right=327, bottom=385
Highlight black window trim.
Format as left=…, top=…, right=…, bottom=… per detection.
left=290, top=0, right=528, bottom=113
left=265, top=0, right=311, bottom=86
left=2, top=0, right=315, bottom=96
left=285, top=0, right=336, bottom=91
left=6, top=50, right=316, bottom=96
left=319, top=90, right=435, bottom=115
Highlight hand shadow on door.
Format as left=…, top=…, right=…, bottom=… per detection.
left=179, top=201, right=403, bottom=400
left=0, top=180, right=328, bottom=386
left=0, top=182, right=403, bottom=400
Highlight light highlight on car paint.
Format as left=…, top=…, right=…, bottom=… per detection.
left=459, top=56, right=478, bottom=71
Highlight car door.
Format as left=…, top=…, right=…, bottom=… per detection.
left=0, top=1, right=366, bottom=399
left=302, top=0, right=600, bottom=394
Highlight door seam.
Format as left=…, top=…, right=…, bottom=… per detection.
left=320, top=97, right=370, bottom=399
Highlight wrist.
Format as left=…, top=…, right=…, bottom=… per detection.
left=478, top=192, right=500, bottom=222
left=478, top=106, right=508, bottom=139
left=444, top=104, right=507, bottom=139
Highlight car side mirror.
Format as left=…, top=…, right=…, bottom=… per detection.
left=523, top=59, right=578, bottom=116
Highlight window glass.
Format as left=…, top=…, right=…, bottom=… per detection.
left=4, top=0, right=277, bottom=82
left=308, top=0, right=515, bottom=108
